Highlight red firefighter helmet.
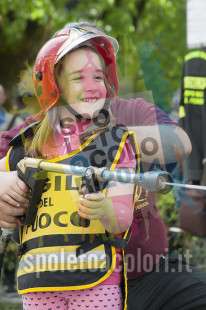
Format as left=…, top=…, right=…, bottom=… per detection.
left=33, top=28, right=119, bottom=112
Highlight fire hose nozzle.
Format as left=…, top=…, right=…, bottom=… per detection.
left=133, top=171, right=173, bottom=194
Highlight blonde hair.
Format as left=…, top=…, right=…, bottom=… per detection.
left=26, top=46, right=116, bottom=158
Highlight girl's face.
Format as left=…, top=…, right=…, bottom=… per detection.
left=57, top=48, right=107, bottom=120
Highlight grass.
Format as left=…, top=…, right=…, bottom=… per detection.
left=0, top=302, right=22, bottom=310
left=0, top=281, right=22, bottom=310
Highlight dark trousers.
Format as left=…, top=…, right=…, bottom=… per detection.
left=127, top=254, right=206, bottom=310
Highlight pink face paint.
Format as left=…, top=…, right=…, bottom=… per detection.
left=78, top=49, right=107, bottom=100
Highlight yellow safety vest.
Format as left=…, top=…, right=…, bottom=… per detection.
left=7, top=126, right=139, bottom=309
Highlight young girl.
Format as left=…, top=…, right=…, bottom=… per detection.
left=0, top=28, right=139, bottom=310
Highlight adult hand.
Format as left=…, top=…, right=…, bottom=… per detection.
left=0, top=171, right=30, bottom=229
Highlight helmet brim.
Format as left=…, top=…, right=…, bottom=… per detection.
left=56, top=32, right=119, bottom=64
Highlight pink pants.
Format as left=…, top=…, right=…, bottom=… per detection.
left=22, top=284, right=123, bottom=310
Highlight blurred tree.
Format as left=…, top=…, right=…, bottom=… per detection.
left=0, top=0, right=68, bottom=110
left=0, top=0, right=186, bottom=114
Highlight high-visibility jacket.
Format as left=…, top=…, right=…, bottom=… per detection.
left=7, top=124, right=139, bottom=309
left=179, top=50, right=206, bottom=181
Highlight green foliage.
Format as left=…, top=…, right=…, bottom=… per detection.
left=0, top=0, right=68, bottom=44
left=156, top=190, right=178, bottom=226
left=0, top=0, right=187, bottom=111
left=2, top=240, right=18, bottom=273
left=156, top=191, right=206, bottom=270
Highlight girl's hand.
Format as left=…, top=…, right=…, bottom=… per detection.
left=77, top=193, right=113, bottom=221
left=78, top=180, right=134, bottom=234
